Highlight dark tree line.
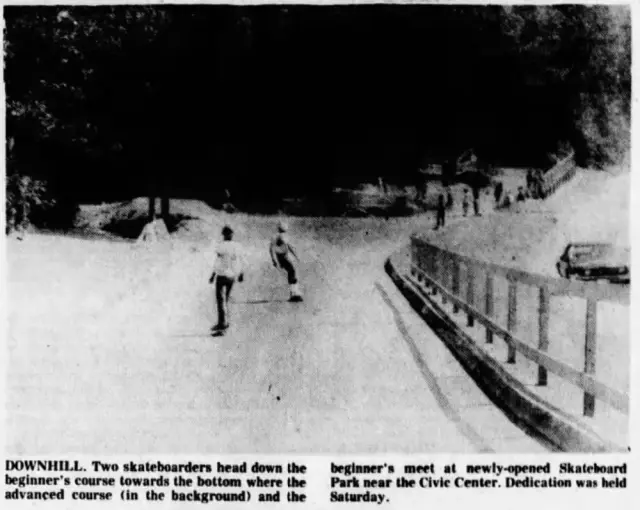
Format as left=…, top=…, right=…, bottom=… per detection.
left=4, top=5, right=631, bottom=229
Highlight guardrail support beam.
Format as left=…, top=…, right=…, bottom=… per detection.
left=507, top=282, right=517, bottom=363
left=466, top=265, right=475, bottom=327
left=441, top=254, right=449, bottom=305
left=431, top=254, right=438, bottom=296
left=485, top=274, right=494, bottom=343
left=583, top=298, right=597, bottom=417
left=537, top=286, right=550, bottom=386
left=452, top=260, right=460, bottom=314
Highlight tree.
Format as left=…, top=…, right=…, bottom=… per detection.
left=4, top=6, right=171, bottom=229
left=499, top=5, right=630, bottom=166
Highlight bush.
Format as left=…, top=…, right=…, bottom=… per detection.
left=5, top=172, right=57, bottom=233
left=31, top=195, right=79, bottom=230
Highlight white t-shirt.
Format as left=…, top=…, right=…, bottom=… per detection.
left=213, top=240, right=245, bottom=278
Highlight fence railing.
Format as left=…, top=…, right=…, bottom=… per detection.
left=409, top=237, right=629, bottom=418
left=542, top=150, right=577, bottom=197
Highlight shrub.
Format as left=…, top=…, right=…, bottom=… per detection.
left=5, top=172, right=57, bottom=233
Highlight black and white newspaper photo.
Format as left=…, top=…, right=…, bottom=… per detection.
left=0, top=0, right=636, bottom=508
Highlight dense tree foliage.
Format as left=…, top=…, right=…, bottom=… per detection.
left=499, top=5, right=630, bottom=165
left=4, top=5, right=630, bottom=227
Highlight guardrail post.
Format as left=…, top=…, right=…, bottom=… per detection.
left=485, top=273, right=494, bottom=343
left=466, top=264, right=475, bottom=327
left=422, top=250, right=431, bottom=288
left=537, top=286, right=550, bottom=386
left=507, top=281, right=517, bottom=363
left=583, top=298, right=597, bottom=417
left=431, top=252, right=438, bottom=296
left=441, top=254, right=448, bottom=305
left=422, top=250, right=429, bottom=287
left=452, top=259, right=460, bottom=314
left=430, top=247, right=437, bottom=276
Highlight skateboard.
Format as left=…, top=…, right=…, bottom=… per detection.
left=289, top=295, right=304, bottom=302
left=211, top=325, right=229, bottom=337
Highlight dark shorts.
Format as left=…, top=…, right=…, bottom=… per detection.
left=277, top=254, right=298, bottom=284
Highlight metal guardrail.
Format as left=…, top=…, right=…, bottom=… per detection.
left=541, top=151, right=577, bottom=197
left=410, top=237, right=629, bottom=418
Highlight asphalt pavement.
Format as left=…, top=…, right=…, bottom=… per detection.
left=5, top=217, right=548, bottom=453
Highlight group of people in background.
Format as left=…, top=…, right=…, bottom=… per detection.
left=433, top=168, right=547, bottom=230
left=433, top=184, right=482, bottom=230
left=463, top=187, right=482, bottom=217
left=497, top=169, right=546, bottom=210
left=526, top=168, right=546, bottom=200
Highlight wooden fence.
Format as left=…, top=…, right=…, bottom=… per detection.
left=410, top=237, right=629, bottom=418
left=541, top=150, right=577, bottom=197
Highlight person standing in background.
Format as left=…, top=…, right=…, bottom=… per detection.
left=472, top=185, right=481, bottom=216
left=446, top=187, right=454, bottom=210
left=434, top=193, right=446, bottom=230
left=462, top=188, right=470, bottom=217
left=494, top=181, right=503, bottom=209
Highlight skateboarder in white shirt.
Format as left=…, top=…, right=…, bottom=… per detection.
left=208, top=225, right=246, bottom=332
left=270, top=221, right=303, bottom=302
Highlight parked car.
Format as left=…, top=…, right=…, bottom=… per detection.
left=556, top=243, right=630, bottom=284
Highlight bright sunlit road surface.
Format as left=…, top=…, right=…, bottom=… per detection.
left=5, top=216, right=549, bottom=453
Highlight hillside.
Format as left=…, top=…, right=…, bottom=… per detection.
left=421, top=166, right=630, bottom=277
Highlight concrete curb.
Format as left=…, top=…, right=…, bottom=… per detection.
left=385, top=256, right=626, bottom=453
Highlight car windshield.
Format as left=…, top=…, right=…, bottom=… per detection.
left=571, top=244, right=627, bottom=262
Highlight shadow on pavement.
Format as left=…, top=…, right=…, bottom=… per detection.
left=233, top=299, right=289, bottom=304
left=169, top=333, right=218, bottom=338
left=375, top=281, right=495, bottom=453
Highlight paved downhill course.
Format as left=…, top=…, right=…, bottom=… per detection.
left=5, top=216, right=548, bottom=454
